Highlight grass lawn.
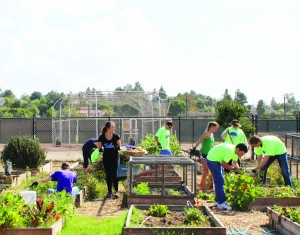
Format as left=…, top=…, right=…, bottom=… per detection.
left=59, top=211, right=127, bottom=235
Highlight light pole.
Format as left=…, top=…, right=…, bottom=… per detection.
left=284, top=96, right=286, bottom=118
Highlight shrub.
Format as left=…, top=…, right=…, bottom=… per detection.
left=0, top=136, right=46, bottom=168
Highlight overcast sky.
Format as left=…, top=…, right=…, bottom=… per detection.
left=1, top=0, right=299, bottom=105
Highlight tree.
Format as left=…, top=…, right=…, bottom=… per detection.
left=257, top=99, right=266, bottom=116
left=159, top=86, right=167, bottom=99
left=222, top=89, right=232, bottom=101
left=30, top=91, right=42, bottom=100
left=195, top=97, right=205, bottom=110
left=133, top=82, right=144, bottom=91
left=168, top=99, right=186, bottom=116
left=215, top=99, right=254, bottom=138
left=1, top=89, right=15, bottom=98
left=234, top=89, right=248, bottom=105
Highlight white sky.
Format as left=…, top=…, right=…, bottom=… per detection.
left=0, top=0, right=299, bottom=105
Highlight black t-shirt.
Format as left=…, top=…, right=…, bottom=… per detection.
left=98, top=133, right=120, bottom=158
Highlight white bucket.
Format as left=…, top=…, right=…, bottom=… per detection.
left=20, top=191, right=36, bottom=205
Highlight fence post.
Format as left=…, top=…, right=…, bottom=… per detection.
left=251, top=114, right=257, bottom=160
left=178, top=117, right=181, bottom=143
left=32, top=116, right=36, bottom=139
left=297, top=112, right=300, bottom=133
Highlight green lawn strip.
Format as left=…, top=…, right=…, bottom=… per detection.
left=59, top=211, right=127, bottom=235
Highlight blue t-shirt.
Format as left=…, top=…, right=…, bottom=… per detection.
left=50, top=170, right=77, bottom=193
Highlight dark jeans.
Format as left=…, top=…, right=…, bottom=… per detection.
left=103, top=155, right=119, bottom=193
left=206, top=159, right=226, bottom=204
left=261, top=153, right=292, bottom=187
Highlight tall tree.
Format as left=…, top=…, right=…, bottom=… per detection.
left=159, top=86, right=167, bottom=99
left=257, top=99, right=266, bottom=116
left=234, top=89, right=248, bottom=105
left=30, top=91, right=42, bottom=100
left=133, top=82, right=144, bottom=91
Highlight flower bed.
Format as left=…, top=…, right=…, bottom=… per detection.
left=249, top=197, right=300, bottom=211
left=124, top=205, right=226, bottom=235
left=267, top=207, right=300, bottom=235
left=2, top=218, right=64, bottom=235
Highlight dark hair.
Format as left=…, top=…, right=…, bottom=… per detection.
left=166, top=121, right=173, bottom=126
left=61, top=163, right=70, bottom=170
left=206, top=121, right=218, bottom=131
left=101, top=121, right=115, bottom=135
left=236, top=143, right=248, bottom=153
left=249, top=135, right=261, bottom=145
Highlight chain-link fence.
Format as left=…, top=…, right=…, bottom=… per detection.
left=1, top=116, right=300, bottom=145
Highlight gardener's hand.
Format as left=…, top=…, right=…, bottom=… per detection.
left=30, top=181, right=38, bottom=188
left=251, top=169, right=259, bottom=176
left=157, top=143, right=162, bottom=150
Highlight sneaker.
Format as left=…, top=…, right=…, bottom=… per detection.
left=114, top=191, right=120, bottom=198
left=217, top=202, right=232, bottom=211
left=213, top=201, right=219, bottom=206
left=106, top=192, right=112, bottom=198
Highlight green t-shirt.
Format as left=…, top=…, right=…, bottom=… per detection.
left=222, top=127, right=247, bottom=145
left=155, top=127, right=170, bottom=150
left=207, top=143, right=238, bottom=163
left=254, top=136, right=286, bottom=156
left=200, top=136, right=214, bottom=155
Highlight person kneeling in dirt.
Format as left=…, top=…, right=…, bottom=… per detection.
left=31, top=162, right=79, bottom=198
left=206, top=143, right=248, bottom=211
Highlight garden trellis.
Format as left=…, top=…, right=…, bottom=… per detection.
left=52, top=90, right=171, bottom=146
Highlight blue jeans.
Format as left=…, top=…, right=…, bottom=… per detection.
left=47, top=186, right=80, bottom=198
left=160, top=149, right=172, bottom=155
left=206, top=160, right=226, bottom=204
left=261, top=153, right=292, bottom=187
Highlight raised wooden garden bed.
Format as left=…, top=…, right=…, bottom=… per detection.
left=1, top=218, right=64, bottom=235
left=0, top=171, right=31, bottom=186
left=124, top=205, right=226, bottom=235
left=127, top=184, right=195, bottom=206
left=134, top=169, right=182, bottom=183
left=266, top=207, right=300, bottom=235
left=74, top=187, right=86, bottom=208
left=249, top=197, right=300, bottom=211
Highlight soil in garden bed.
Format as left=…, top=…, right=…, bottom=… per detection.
left=131, top=209, right=211, bottom=228
left=137, top=185, right=188, bottom=196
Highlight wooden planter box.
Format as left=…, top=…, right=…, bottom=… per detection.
left=124, top=205, right=226, bottom=235
left=0, top=171, right=31, bottom=186
left=1, top=218, right=64, bottom=235
left=127, top=184, right=195, bottom=206
left=267, top=207, right=300, bottom=235
left=134, top=169, right=182, bottom=183
left=75, top=187, right=86, bottom=208
left=249, top=197, right=300, bottom=211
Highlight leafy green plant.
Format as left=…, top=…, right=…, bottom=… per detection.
left=0, top=192, right=27, bottom=230
left=76, top=173, right=106, bottom=200
left=129, top=206, right=144, bottom=226
left=148, top=204, right=169, bottom=217
left=197, top=192, right=215, bottom=201
left=133, top=182, right=150, bottom=195
left=259, top=186, right=296, bottom=198
left=273, top=205, right=300, bottom=224
left=169, top=189, right=180, bottom=196
left=0, top=136, right=46, bottom=168
left=224, top=172, right=262, bottom=211
left=141, top=134, right=160, bottom=155
left=141, top=133, right=183, bottom=155
left=183, top=207, right=210, bottom=226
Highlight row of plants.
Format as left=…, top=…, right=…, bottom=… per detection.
left=0, top=191, right=75, bottom=231
left=129, top=204, right=210, bottom=228
left=273, top=205, right=300, bottom=224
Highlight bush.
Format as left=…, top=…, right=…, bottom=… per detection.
left=0, top=136, right=46, bottom=168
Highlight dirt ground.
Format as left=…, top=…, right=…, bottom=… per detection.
left=0, top=143, right=283, bottom=234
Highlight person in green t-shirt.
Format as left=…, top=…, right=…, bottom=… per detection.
left=221, top=119, right=247, bottom=172
left=155, top=121, right=173, bottom=155
left=249, top=135, right=292, bottom=187
left=193, top=121, right=219, bottom=192
left=206, top=143, right=248, bottom=211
